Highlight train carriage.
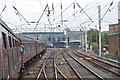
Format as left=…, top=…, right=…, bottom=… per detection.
left=0, top=19, right=21, bottom=79
left=20, top=37, right=46, bottom=67
left=0, top=19, right=46, bottom=79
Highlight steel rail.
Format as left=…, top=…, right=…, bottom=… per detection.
left=37, top=52, right=52, bottom=80
left=76, top=51, right=120, bottom=69
left=55, top=65, right=68, bottom=79
left=43, top=67, right=48, bottom=79
left=64, top=50, right=104, bottom=80
left=54, top=56, right=58, bottom=80
left=54, top=53, right=68, bottom=80
left=74, top=51, right=120, bottom=77
left=40, top=51, right=57, bottom=79
left=61, top=52, right=84, bottom=80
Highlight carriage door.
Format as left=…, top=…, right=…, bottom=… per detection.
left=0, top=34, right=2, bottom=80
left=2, top=32, right=9, bottom=79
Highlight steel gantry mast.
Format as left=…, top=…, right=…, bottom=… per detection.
left=98, top=5, right=102, bottom=57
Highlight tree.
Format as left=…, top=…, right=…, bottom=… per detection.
left=87, top=28, right=109, bottom=52
left=87, top=28, right=98, bottom=45
left=101, top=32, right=109, bottom=49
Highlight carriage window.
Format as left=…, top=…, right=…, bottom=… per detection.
left=15, top=40, right=17, bottom=47
left=2, top=32, right=7, bottom=49
left=8, top=36, right=12, bottom=48
left=12, top=38, right=15, bottom=47
left=15, top=40, right=19, bottom=47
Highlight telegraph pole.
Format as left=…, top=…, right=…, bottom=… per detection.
left=80, top=25, right=85, bottom=49
left=85, top=27, right=88, bottom=52
left=80, top=29, right=82, bottom=48
left=98, top=5, right=102, bottom=57
left=64, top=27, right=69, bottom=48
left=64, top=23, right=69, bottom=48
left=82, top=30, right=84, bottom=49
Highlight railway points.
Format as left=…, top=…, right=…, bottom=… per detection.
left=17, top=48, right=120, bottom=80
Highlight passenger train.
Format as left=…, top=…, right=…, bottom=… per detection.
left=0, top=19, right=46, bottom=79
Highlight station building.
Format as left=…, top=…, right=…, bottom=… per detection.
left=18, top=32, right=66, bottom=43
left=18, top=30, right=82, bottom=46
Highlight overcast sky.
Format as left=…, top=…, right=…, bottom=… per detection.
left=0, top=0, right=120, bottom=33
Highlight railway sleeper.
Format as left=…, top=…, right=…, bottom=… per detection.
left=18, top=50, right=46, bottom=78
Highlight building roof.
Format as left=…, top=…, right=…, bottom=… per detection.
left=108, top=33, right=120, bottom=36
left=60, top=40, right=81, bottom=43
left=20, top=32, right=64, bottom=34
left=109, top=23, right=120, bottom=27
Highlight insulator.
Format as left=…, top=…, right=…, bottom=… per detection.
left=58, top=25, right=60, bottom=27
left=73, top=3, right=75, bottom=9
left=61, top=3, right=62, bottom=10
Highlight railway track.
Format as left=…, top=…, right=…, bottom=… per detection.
left=54, top=54, right=68, bottom=79
left=37, top=49, right=68, bottom=79
left=61, top=50, right=104, bottom=80
left=20, top=48, right=68, bottom=79
left=56, top=53, right=81, bottom=79
left=72, top=50, right=120, bottom=79
left=36, top=51, right=52, bottom=79
left=77, top=50, right=120, bottom=68
left=19, top=48, right=119, bottom=80
left=19, top=49, right=53, bottom=79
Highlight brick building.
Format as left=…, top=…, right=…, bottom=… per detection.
left=109, top=1, right=120, bottom=33
left=108, top=33, right=120, bottom=54
left=108, top=1, right=120, bottom=56
left=108, top=23, right=120, bottom=55
left=109, top=23, right=120, bottom=33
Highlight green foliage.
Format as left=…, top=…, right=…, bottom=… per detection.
left=91, top=43, right=98, bottom=53
left=87, top=28, right=109, bottom=48
left=101, top=32, right=109, bottom=44
left=111, top=31, right=120, bottom=34
left=103, top=44, right=108, bottom=49
left=87, top=28, right=98, bottom=44
left=92, top=43, right=98, bottom=48
left=87, top=28, right=109, bottom=53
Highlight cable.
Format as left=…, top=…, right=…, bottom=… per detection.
left=90, top=2, right=112, bottom=19
left=59, top=0, right=115, bottom=32
left=51, top=0, right=76, bottom=23
left=0, top=5, right=6, bottom=18
left=38, top=0, right=64, bottom=27
left=101, top=0, right=114, bottom=21
left=74, top=0, right=103, bottom=18
left=76, top=3, right=93, bottom=23
left=34, top=4, right=48, bottom=30
left=84, top=0, right=103, bottom=12
left=85, top=1, right=114, bottom=23
left=70, top=0, right=104, bottom=25
left=0, top=0, right=6, bottom=18
left=38, top=0, right=53, bottom=26
left=87, top=0, right=115, bottom=29
left=13, top=6, right=30, bottom=25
